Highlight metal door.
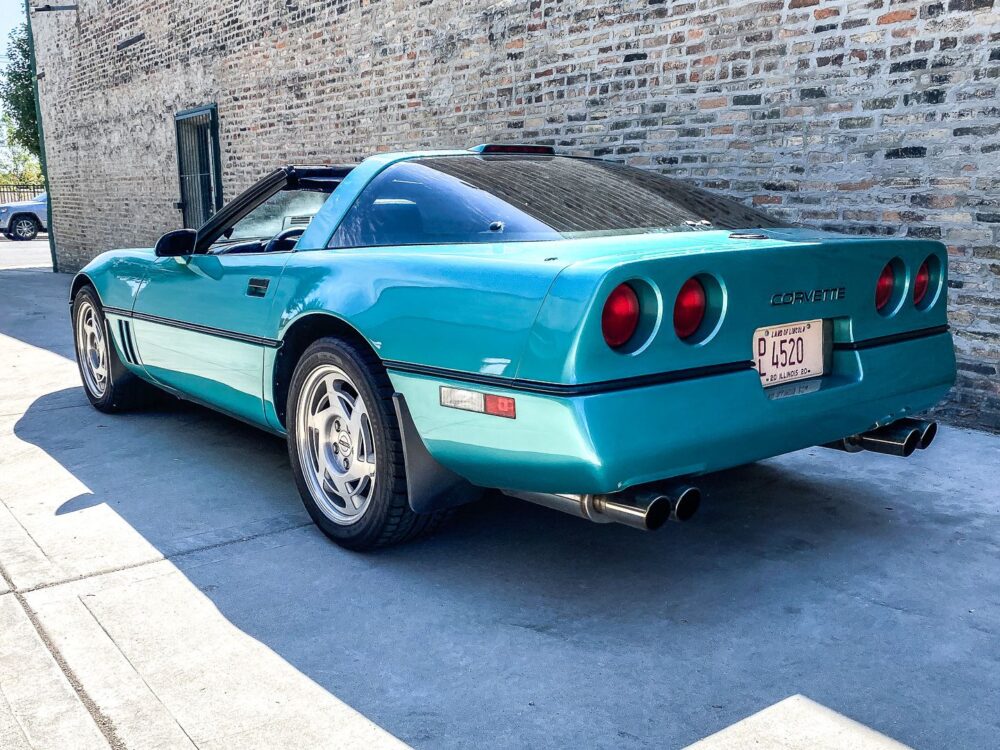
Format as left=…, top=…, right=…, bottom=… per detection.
left=175, top=105, right=223, bottom=228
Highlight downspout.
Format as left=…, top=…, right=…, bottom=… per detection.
left=23, top=0, right=57, bottom=272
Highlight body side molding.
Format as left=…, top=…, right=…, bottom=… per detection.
left=104, top=306, right=282, bottom=348
left=833, top=325, right=949, bottom=351
left=384, top=359, right=754, bottom=397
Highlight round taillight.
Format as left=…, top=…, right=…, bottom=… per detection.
left=674, top=277, right=706, bottom=340
left=875, top=262, right=895, bottom=311
left=602, top=283, right=640, bottom=348
left=914, top=260, right=930, bottom=306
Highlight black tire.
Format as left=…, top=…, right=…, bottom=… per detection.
left=9, top=215, right=39, bottom=241
left=71, top=286, right=156, bottom=412
left=287, top=336, right=451, bottom=550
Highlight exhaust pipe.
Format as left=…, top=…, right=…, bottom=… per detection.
left=823, top=418, right=937, bottom=458
left=893, top=418, right=937, bottom=449
left=502, top=483, right=700, bottom=531
left=857, top=423, right=921, bottom=457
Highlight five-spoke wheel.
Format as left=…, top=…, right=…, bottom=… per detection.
left=295, top=365, right=377, bottom=525
left=75, top=298, right=109, bottom=399
left=71, top=286, right=153, bottom=412
left=286, top=336, right=453, bottom=550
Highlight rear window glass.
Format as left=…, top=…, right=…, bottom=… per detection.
left=328, top=155, right=786, bottom=249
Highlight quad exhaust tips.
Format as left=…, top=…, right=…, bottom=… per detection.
left=502, top=483, right=700, bottom=531
left=824, top=418, right=937, bottom=458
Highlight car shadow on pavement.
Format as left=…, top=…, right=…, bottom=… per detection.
left=15, top=386, right=984, bottom=749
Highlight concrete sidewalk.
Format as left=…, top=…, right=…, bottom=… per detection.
left=0, top=248, right=998, bottom=748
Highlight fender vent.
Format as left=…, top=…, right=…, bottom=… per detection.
left=117, top=319, right=139, bottom=365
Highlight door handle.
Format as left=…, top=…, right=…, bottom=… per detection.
left=246, top=278, right=270, bottom=297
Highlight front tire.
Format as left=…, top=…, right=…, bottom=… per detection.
left=287, top=337, right=450, bottom=550
left=71, top=287, right=154, bottom=412
left=10, top=215, right=39, bottom=241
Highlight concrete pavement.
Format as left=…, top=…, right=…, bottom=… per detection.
left=0, top=241, right=998, bottom=748
left=0, top=236, right=52, bottom=271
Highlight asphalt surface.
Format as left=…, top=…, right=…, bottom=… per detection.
left=0, top=240, right=998, bottom=749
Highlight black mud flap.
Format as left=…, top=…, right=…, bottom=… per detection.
left=392, top=393, right=481, bottom=513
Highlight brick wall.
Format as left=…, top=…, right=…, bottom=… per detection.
left=31, top=0, right=1000, bottom=430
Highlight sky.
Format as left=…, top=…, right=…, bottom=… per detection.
left=0, top=0, right=26, bottom=65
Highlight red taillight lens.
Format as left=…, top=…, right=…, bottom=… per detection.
left=914, top=260, right=930, bottom=306
left=875, top=262, right=895, bottom=311
left=674, top=277, right=706, bottom=339
left=483, top=394, right=517, bottom=419
left=602, top=283, right=640, bottom=348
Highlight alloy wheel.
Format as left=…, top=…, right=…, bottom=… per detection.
left=75, top=300, right=108, bottom=398
left=294, top=364, right=377, bottom=525
left=12, top=218, right=36, bottom=239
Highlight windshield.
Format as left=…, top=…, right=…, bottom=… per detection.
left=328, top=155, right=787, bottom=248
left=32, top=192, right=46, bottom=202
left=225, top=189, right=329, bottom=241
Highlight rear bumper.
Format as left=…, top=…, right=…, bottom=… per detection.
left=388, top=331, right=956, bottom=494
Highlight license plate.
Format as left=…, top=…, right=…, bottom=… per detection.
left=752, top=319, right=825, bottom=388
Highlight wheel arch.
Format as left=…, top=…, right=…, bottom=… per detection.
left=70, top=272, right=97, bottom=304
left=272, top=311, right=381, bottom=428
left=275, top=310, right=478, bottom=515
left=8, top=212, right=39, bottom=234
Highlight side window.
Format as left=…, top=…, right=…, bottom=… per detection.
left=328, top=162, right=560, bottom=248
left=226, top=190, right=329, bottom=241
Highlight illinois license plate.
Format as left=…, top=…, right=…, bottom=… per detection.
left=752, top=319, right=825, bottom=387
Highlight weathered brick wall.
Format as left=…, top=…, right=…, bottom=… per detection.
left=31, top=0, right=1000, bottom=429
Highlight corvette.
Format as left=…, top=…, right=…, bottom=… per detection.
left=770, top=287, right=846, bottom=305
left=71, top=144, right=956, bottom=549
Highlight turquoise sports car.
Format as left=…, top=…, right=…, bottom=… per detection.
left=71, top=145, right=955, bottom=549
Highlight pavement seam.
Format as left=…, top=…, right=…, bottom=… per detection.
left=0, top=514, right=311, bottom=749
left=19, top=520, right=314, bottom=595
left=0, top=495, right=57, bottom=567
left=76, top=593, right=200, bottom=749
left=0, top=671, right=33, bottom=750
left=0, top=562, right=123, bottom=750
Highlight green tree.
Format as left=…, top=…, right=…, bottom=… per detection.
left=0, top=22, right=39, bottom=159
left=0, top=113, right=42, bottom=184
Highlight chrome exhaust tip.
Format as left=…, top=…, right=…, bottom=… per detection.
left=502, top=482, right=701, bottom=531
left=894, top=418, right=937, bottom=449
left=593, top=492, right=669, bottom=530
left=598, top=484, right=701, bottom=530
left=668, top=485, right=701, bottom=523
left=823, top=417, right=938, bottom=458
left=858, top=423, right=921, bottom=458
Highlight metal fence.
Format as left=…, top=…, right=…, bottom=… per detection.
left=0, top=184, right=45, bottom=204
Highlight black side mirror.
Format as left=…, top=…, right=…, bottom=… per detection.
left=154, top=228, right=197, bottom=257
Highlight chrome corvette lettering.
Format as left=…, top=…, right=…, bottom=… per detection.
left=770, top=287, right=845, bottom=306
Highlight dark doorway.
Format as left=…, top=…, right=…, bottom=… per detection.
left=175, top=105, right=223, bottom=229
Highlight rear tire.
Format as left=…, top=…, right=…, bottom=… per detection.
left=71, top=286, right=156, bottom=412
left=10, top=215, right=39, bottom=241
left=287, top=336, right=451, bottom=550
